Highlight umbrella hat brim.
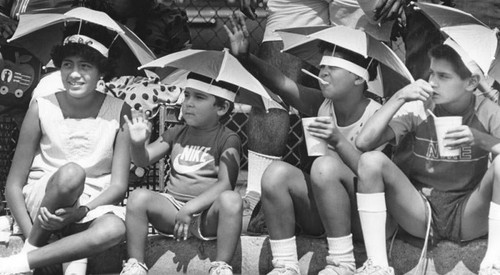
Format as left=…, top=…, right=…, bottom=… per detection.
left=279, top=26, right=414, bottom=97
left=416, top=2, right=486, bottom=29
left=7, top=7, right=155, bottom=75
left=139, top=49, right=275, bottom=102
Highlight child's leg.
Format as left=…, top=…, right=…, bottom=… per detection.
left=29, top=163, right=86, bottom=247
left=357, top=152, right=427, bottom=269
left=260, top=161, right=323, bottom=272
left=461, top=157, right=500, bottom=269
left=1, top=214, right=125, bottom=273
left=201, top=190, right=243, bottom=263
left=309, top=155, right=357, bottom=272
left=125, top=189, right=178, bottom=262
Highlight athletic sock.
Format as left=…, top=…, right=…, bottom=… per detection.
left=269, top=236, right=299, bottom=268
left=2, top=253, right=31, bottom=273
left=326, top=234, right=355, bottom=271
left=63, top=258, right=88, bottom=275
left=357, top=192, right=389, bottom=267
left=21, top=239, right=39, bottom=254
left=245, top=150, right=280, bottom=196
left=481, top=202, right=500, bottom=269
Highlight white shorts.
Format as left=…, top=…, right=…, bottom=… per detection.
left=157, top=193, right=216, bottom=241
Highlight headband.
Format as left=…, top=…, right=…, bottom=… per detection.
left=320, top=56, right=370, bottom=82
left=63, top=34, right=109, bottom=58
left=186, top=78, right=236, bottom=102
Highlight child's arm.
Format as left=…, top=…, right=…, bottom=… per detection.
left=448, top=126, right=500, bottom=155
left=80, top=104, right=132, bottom=210
left=174, top=146, right=240, bottom=240
left=125, top=109, right=171, bottom=167
left=5, top=101, right=42, bottom=237
left=356, top=79, right=434, bottom=151
left=224, top=12, right=324, bottom=116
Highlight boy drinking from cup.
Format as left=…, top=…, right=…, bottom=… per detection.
left=355, top=43, right=500, bottom=275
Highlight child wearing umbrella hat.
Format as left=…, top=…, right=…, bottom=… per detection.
left=355, top=43, right=500, bottom=275
left=225, top=13, right=396, bottom=275
left=0, top=23, right=132, bottom=274
left=120, top=72, right=242, bottom=275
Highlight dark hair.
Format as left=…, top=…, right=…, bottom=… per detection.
left=428, top=44, right=471, bottom=79
left=186, top=72, right=235, bottom=120
left=319, top=42, right=379, bottom=81
left=50, top=22, right=119, bottom=81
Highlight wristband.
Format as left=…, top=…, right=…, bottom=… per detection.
left=79, top=205, right=90, bottom=214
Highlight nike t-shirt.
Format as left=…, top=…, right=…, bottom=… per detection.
left=163, top=123, right=241, bottom=201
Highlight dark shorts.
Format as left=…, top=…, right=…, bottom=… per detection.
left=418, top=187, right=471, bottom=242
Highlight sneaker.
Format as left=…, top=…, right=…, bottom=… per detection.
left=355, top=259, right=394, bottom=275
left=479, top=264, right=500, bottom=275
left=209, top=261, right=233, bottom=275
left=120, top=258, right=148, bottom=275
left=319, top=256, right=354, bottom=275
left=267, top=260, right=300, bottom=275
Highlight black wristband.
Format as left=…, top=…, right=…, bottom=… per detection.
left=79, top=205, right=90, bottom=214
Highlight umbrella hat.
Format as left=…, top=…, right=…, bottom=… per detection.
left=415, top=2, right=499, bottom=83
left=277, top=25, right=414, bottom=97
left=7, top=7, right=155, bottom=75
left=139, top=49, right=277, bottom=107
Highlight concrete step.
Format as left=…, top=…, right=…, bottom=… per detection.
left=0, top=233, right=487, bottom=274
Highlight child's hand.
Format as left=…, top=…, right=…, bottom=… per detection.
left=306, top=116, right=344, bottom=147
left=223, top=11, right=250, bottom=58
left=396, top=79, right=434, bottom=103
left=37, top=206, right=81, bottom=231
left=124, top=108, right=152, bottom=146
left=174, top=208, right=193, bottom=241
left=444, top=125, right=475, bottom=149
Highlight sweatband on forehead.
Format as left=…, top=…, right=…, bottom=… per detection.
left=186, top=78, right=236, bottom=102
left=63, top=34, right=109, bottom=58
left=320, top=56, right=370, bottom=81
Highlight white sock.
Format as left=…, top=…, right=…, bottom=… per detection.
left=481, top=202, right=500, bottom=269
left=357, top=192, right=389, bottom=267
left=21, top=239, right=39, bottom=254
left=63, top=258, right=88, bottom=275
left=270, top=236, right=299, bottom=268
left=326, top=234, right=355, bottom=270
left=5, top=253, right=31, bottom=273
left=246, top=150, right=280, bottom=195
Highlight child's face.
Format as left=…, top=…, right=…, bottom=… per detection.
left=428, top=58, right=471, bottom=105
left=318, top=51, right=358, bottom=100
left=60, top=55, right=101, bottom=99
left=182, top=88, right=222, bottom=128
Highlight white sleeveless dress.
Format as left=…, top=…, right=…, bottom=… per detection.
left=22, top=92, right=126, bottom=223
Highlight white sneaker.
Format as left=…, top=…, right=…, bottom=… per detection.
left=209, top=261, right=233, bottom=275
left=319, top=256, right=354, bottom=275
left=267, top=260, right=300, bottom=275
left=120, top=258, right=148, bottom=275
left=355, top=259, right=394, bottom=275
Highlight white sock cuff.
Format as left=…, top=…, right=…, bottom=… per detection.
left=489, top=202, right=500, bottom=220
left=327, top=234, right=353, bottom=253
left=357, top=193, right=386, bottom=212
left=270, top=236, right=297, bottom=248
left=21, top=240, right=39, bottom=254
left=246, top=150, right=281, bottom=194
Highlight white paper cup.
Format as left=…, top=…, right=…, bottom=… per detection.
left=302, top=117, right=329, bottom=156
left=357, top=0, right=381, bottom=24
left=434, top=116, right=462, bottom=157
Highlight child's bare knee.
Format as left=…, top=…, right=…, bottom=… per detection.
left=217, top=191, right=243, bottom=214
left=358, top=151, right=387, bottom=174
left=50, top=162, right=85, bottom=194
left=127, top=189, right=152, bottom=209
left=261, top=162, right=292, bottom=193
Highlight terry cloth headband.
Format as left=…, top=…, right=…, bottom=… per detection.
left=320, top=56, right=370, bottom=82
left=63, top=34, right=109, bottom=58
left=186, top=78, right=237, bottom=102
